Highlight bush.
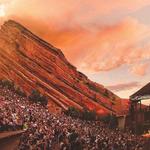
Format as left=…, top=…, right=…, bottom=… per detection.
left=15, top=86, right=27, bottom=97
left=0, top=79, right=27, bottom=97
left=29, top=90, right=48, bottom=106
left=86, top=83, right=100, bottom=93
left=82, top=108, right=96, bottom=121
left=39, top=95, right=48, bottom=106
left=103, top=90, right=109, bottom=97
left=64, top=106, right=80, bottom=118
left=65, top=107, right=97, bottom=120
left=100, top=114, right=111, bottom=124
left=0, top=79, right=14, bottom=89
left=100, top=114, right=118, bottom=129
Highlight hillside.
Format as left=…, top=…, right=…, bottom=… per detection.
left=0, top=20, right=125, bottom=115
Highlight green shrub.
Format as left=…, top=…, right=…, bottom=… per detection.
left=64, top=106, right=80, bottom=118
left=103, top=90, right=109, bottom=97
left=65, top=106, right=97, bottom=120
left=82, top=108, right=96, bottom=120
left=86, top=83, right=100, bottom=93
left=28, top=90, right=48, bottom=106
left=0, top=79, right=14, bottom=89
left=15, top=86, right=27, bottom=97
left=100, top=114, right=118, bottom=129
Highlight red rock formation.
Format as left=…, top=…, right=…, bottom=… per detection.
left=119, top=99, right=130, bottom=115
left=0, top=20, right=126, bottom=115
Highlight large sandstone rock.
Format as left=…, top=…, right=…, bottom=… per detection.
left=0, top=20, right=125, bottom=115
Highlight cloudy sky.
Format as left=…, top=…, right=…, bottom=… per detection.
left=0, top=0, right=150, bottom=102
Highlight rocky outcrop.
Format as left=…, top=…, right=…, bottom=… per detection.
left=0, top=20, right=124, bottom=115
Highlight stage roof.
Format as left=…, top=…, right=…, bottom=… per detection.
left=130, top=82, right=150, bottom=101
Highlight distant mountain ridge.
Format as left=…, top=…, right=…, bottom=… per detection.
left=0, top=20, right=126, bottom=115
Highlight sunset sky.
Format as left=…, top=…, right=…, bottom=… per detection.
left=0, top=0, right=150, bottom=103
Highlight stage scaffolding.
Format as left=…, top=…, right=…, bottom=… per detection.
left=129, top=83, right=150, bottom=134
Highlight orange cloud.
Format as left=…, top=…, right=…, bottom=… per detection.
left=107, top=82, right=140, bottom=92
left=2, top=17, right=150, bottom=73
left=2, top=0, right=150, bottom=27
left=130, top=62, right=149, bottom=76
left=1, top=0, right=150, bottom=73
left=76, top=18, right=150, bottom=72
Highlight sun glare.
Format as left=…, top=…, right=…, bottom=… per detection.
left=0, top=4, right=6, bottom=17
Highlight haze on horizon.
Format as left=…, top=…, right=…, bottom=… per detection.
left=0, top=0, right=150, bottom=104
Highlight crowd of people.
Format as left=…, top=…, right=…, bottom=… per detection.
left=0, top=85, right=147, bottom=150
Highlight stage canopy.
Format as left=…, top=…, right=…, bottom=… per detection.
left=130, top=82, right=150, bottom=101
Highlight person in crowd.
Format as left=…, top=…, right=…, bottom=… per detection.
left=0, top=85, right=146, bottom=150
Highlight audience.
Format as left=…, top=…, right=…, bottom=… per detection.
left=0, top=86, right=146, bottom=150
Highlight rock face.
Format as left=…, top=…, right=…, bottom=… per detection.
left=0, top=20, right=124, bottom=115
